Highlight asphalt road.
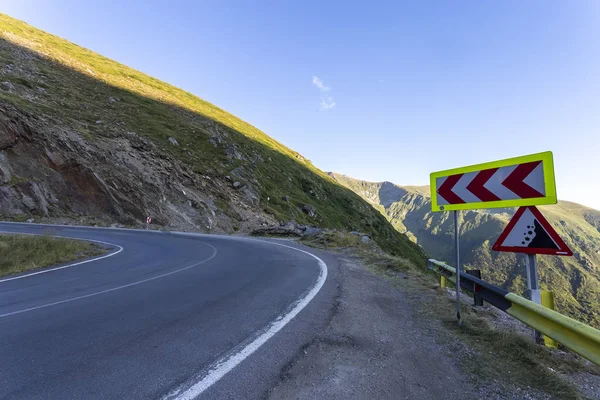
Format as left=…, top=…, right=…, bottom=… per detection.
left=0, top=223, right=336, bottom=400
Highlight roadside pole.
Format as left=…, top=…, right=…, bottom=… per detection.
left=526, top=254, right=541, bottom=304
left=526, top=253, right=543, bottom=343
left=454, top=210, right=462, bottom=327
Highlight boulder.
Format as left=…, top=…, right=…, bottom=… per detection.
left=302, top=204, right=317, bottom=217
left=0, top=124, right=18, bottom=150
left=2, top=81, right=14, bottom=90
left=0, top=153, right=12, bottom=184
left=233, top=181, right=241, bottom=189
left=253, top=220, right=306, bottom=237
left=303, top=227, right=323, bottom=237
left=21, top=194, right=36, bottom=211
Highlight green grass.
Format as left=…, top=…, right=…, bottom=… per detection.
left=0, top=234, right=105, bottom=277
left=302, top=231, right=419, bottom=274
left=331, top=173, right=600, bottom=328
left=430, top=298, right=594, bottom=399
left=353, top=247, right=599, bottom=400
left=301, top=231, right=363, bottom=249
left=0, top=13, right=426, bottom=265
left=10, top=214, right=30, bottom=222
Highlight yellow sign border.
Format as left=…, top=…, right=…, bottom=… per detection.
left=430, top=151, right=557, bottom=212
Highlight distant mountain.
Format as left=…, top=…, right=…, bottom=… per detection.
left=329, top=172, right=600, bottom=328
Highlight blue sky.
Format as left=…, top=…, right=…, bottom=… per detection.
left=3, top=1, right=600, bottom=209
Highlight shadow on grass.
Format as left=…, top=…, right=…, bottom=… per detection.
left=0, top=26, right=426, bottom=265
left=0, top=233, right=104, bottom=277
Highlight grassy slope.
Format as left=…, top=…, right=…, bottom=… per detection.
left=330, top=173, right=600, bottom=328
left=0, top=234, right=103, bottom=277
left=0, top=14, right=424, bottom=263
left=303, top=230, right=600, bottom=399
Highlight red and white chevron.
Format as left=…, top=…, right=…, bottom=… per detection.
left=435, top=161, right=546, bottom=205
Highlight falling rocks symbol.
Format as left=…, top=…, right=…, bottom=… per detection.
left=522, top=220, right=558, bottom=249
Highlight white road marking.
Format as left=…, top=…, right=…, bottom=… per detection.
left=163, top=240, right=328, bottom=400
left=0, top=223, right=328, bottom=398
left=0, top=243, right=218, bottom=319
left=0, top=233, right=124, bottom=283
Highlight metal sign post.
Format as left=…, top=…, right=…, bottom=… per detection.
left=526, top=254, right=543, bottom=343
left=526, top=254, right=541, bottom=303
left=454, top=210, right=462, bottom=327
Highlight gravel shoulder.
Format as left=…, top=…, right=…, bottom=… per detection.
left=268, top=254, right=474, bottom=399
left=267, top=249, right=600, bottom=400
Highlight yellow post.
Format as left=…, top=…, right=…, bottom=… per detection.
left=541, top=290, right=559, bottom=349
left=440, top=275, right=447, bottom=289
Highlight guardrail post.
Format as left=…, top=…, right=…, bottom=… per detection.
left=541, top=290, right=559, bottom=349
left=467, top=269, right=484, bottom=306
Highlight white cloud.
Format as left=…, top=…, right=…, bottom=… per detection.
left=319, top=95, right=336, bottom=110
left=312, top=76, right=330, bottom=92
left=312, top=76, right=335, bottom=110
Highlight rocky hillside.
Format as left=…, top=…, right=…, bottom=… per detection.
left=329, top=172, right=600, bottom=328
left=0, top=14, right=425, bottom=263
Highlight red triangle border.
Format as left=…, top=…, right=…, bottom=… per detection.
left=492, top=206, right=573, bottom=256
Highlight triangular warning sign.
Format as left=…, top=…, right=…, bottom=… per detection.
left=492, top=206, right=572, bottom=256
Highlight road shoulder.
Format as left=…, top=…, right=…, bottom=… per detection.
left=266, top=250, right=578, bottom=399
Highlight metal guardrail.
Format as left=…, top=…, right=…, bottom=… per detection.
left=428, top=259, right=600, bottom=366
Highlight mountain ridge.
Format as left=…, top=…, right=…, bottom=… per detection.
left=329, top=171, right=600, bottom=327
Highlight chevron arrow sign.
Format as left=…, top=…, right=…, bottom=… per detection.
left=430, top=152, right=557, bottom=212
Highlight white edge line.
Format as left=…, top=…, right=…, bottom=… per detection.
left=0, top=232, right=124, bottom=283
left=0, top=224, right=328, bottom=397
left=0, top=243, right=218, bottom=319
left=164, top=240, right=328, bottom=400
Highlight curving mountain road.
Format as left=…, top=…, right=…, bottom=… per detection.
left=0, top=223, right=336, bottom=400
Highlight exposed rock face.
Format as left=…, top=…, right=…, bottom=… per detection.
left=0, top=104, right=274, bottom=232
